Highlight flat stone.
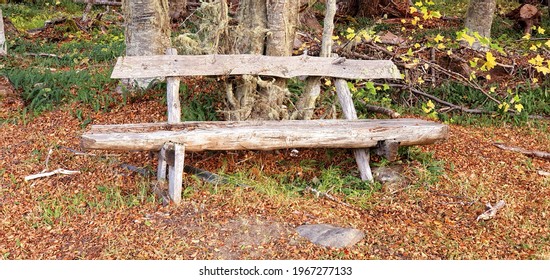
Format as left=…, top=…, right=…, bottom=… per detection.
left=296, top=224, right=365, bottom=248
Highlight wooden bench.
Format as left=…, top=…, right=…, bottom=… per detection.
left=82, top=51, right=448, bottom=204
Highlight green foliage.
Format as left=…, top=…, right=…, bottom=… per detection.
left=179, top=83, right=221, bottom=121
left=5, top=67, right=116, bottom=113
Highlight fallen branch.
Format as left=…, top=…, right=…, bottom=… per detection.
left=476, top=200, right=506, bottom=221
left=24, top=168, right=80, bottom=182
left=358, top=100, right=400, bottom=118
left=493, top=142, right=550, bottom=159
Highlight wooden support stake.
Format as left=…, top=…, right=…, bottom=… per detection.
left=165, top=48, right=181, bottom=124
left=157, top=143, right=168, bottom=181
left=168, top=143, right=184, bottom=204
left=334, top=78, right=373, bottom=181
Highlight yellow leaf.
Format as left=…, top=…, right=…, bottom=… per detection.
left=537, top=26, right=545, bottom=35
left=532, top=78, right=539, bottom=83
left=426, top=100, right=435, bottom=109
left=419, top=24, right=424, bottom=29
left=434, top=34, right=444, bottom=43
left=545, top=40, right=550, bottom=48
left=324, top=79, right=332, bottom=86
left=514, top=103, right=524, bottom=113
left=535, top=66, right=550, bottom=75
left=522, top=33, right=531, bottom=40
left=401, top=19, right=407, bottom=24
left=387, top=46, right=394, bottom=52
left=459, top=33, right=475, bottom=46
left=417, top=77, right=425, bottom=84
left=437, top=43, right=445, bottom=49
left=447, top=50, right=453, bottom=55
left=410, top=7, right=418, bottom=14
left=490, top=86, right=496, bottom=92
left=486, top=75, right=491, bottom=80
left=331, top=35, right=339, bottom=40
left=483, top=52, right=497, bottom=70
left=530, top=44, right=538, bottom=51
left=415, top=1, right=423, bottom=7
left=414, top=43, right=421, bottom=48
left=528, top=55, right=544, bottom=66
left=498, top=102, right=510, bottom=112
left=430, top=11, right=442, bottom=18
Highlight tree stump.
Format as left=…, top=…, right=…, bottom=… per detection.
left=506, top=4, right=542, bottom=35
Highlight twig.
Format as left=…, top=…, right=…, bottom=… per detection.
left=476, top=200, right=506, bottom=221
left=429, top=189, right=476, bottom=206
left=24, top=52, right=60, bottom=58
left=44, top=148, right=53, bottom=171
left=377, top=82, right=492, bottom=114
left=493, top=142, right=550, bottom=159
left=60, top=146, right=96, bottom=156
left=24, top=168, right=80, bottom=182
left=305, top=186, right=362, bottom=211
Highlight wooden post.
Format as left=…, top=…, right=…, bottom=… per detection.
left=334, top=77, right=374, bottom=181
left=167, top=143, right=184, bottom=204
left=157, top=143, right=168, bottom=180
left=165, top=48, right=181, bottom=124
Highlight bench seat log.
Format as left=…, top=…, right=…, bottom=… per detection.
left=111, top=54, right=401, bottom=80
left=81, top=119, right=448, bottom=152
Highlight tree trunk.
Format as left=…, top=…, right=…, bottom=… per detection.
left=169, top=0, right=187, bottom=21
left=224, top=0, right=267, bottom=121
left=223, top=0, right=299, bottom=121
left=249, top=0, right=299, bottom=120
left=123, top=0, right=171, bottom=88
left=463, top=0, right=496, bottom=51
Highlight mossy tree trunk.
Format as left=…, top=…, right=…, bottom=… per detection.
left=224, top=0, right=299, bottom=121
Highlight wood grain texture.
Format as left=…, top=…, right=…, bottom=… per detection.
left=110, top=54, right=401, bottom=80
left=82, top=119, right=448, bottom=152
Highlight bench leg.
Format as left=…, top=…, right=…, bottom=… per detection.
left=168, top=143, right=185, bottom=204
left=157, top=143, right=185, bottom=205
left=334, top=78, right=374, bottom=181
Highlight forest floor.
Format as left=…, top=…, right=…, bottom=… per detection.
left=0, top=1, right=549, bottom=260
left=0, top=93, right=549, bottom=259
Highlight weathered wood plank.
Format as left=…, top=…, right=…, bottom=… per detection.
left=110, top=54, right=402, bottom=80
left=81, top=119, right=448, bottom=152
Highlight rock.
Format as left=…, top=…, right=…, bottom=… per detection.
left=372, top=165, right=408, bottom=193
left=296, top=224, right=364, bottom=248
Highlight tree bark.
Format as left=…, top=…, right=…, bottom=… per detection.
left=123, top=0, right=171, bottom=88
left=463, top=0, right=496, bottom=51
